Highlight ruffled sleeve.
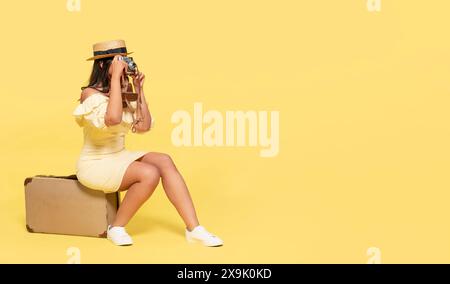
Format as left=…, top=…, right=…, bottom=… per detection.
left=72, top=94, right=109, bottom=129
left=73, top=94, right=156, bottom=131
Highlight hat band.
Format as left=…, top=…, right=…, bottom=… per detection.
left=93, top=47, right=128, bottom=57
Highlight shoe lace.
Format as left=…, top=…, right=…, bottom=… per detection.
left=201, top=228, right=218, bottom=239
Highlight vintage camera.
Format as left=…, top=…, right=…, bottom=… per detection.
left=120, top=56, right=138, bottom=75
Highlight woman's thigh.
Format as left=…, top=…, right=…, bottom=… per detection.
left=118, top=161, right=161, bottom=191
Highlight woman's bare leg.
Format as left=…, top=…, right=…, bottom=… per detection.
left=139, top=152, right=200, bottom=231
left=111, top=161, right=161, bottom=227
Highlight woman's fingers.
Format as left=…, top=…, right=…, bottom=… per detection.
left=134, top=72, right=143, bottom=82
left=111, top=55, right=126, bottom=77
left=131, top=72, right=145, bottom=89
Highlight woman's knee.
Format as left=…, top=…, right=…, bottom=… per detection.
left=139, top=164, right=161, bottom=187
left=158, top=153, right=176, bottom=169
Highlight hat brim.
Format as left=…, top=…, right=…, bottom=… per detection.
left=86, top=51, right=134, bottom=61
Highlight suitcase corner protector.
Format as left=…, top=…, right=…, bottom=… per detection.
left=26, top=224, right=34, bottom=233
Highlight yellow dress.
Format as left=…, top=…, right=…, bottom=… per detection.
left=72, top=93, right=153, bottom=193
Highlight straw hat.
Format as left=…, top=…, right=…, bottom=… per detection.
left=86, top=39, right=133, bottom=61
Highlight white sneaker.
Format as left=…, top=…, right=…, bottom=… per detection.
left=185, top=225, right=224, bottom=247
left=107, top=225, right=133, bottom=246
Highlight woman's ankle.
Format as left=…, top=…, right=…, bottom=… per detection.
left=186, top=223, right=200, bottom=232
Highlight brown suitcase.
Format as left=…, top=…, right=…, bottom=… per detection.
left=24, top=174, right=120, bottom=238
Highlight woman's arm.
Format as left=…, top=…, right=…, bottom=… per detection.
left=134, top=88, right=152, bottom=132
left=105, top=55, right=128, bottom=126
left=133, top=72, right=153, bottom=132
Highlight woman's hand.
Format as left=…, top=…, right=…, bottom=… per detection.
left=109, top=55, right=128, bottom=79
left=133, top=72, right=146, bottom=92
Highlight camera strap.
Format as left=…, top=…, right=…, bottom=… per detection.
left=130, top=93, right=143, bottom=133
left=121, top=74, right=144, bottom=133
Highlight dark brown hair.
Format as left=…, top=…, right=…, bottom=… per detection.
left=78, top=57, right=114, bottom=101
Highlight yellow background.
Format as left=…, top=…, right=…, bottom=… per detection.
left=1, top=0, right=450, bottom=263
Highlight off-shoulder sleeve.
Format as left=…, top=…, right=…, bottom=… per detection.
left=72, top=94, right=109, bottom=129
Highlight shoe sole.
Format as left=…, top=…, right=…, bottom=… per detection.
left=107, top=237, right=133, bottom=246
left=186, top=235, right=223, bottom=247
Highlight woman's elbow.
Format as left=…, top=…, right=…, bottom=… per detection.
left=105, top=115, right=122, bottom=126
left=136, top=127, right=150, bottom=133
left=135, top=124, right=151, bottom=133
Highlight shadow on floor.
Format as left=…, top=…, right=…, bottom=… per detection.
left=126, top=215, right=184, bottom=237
